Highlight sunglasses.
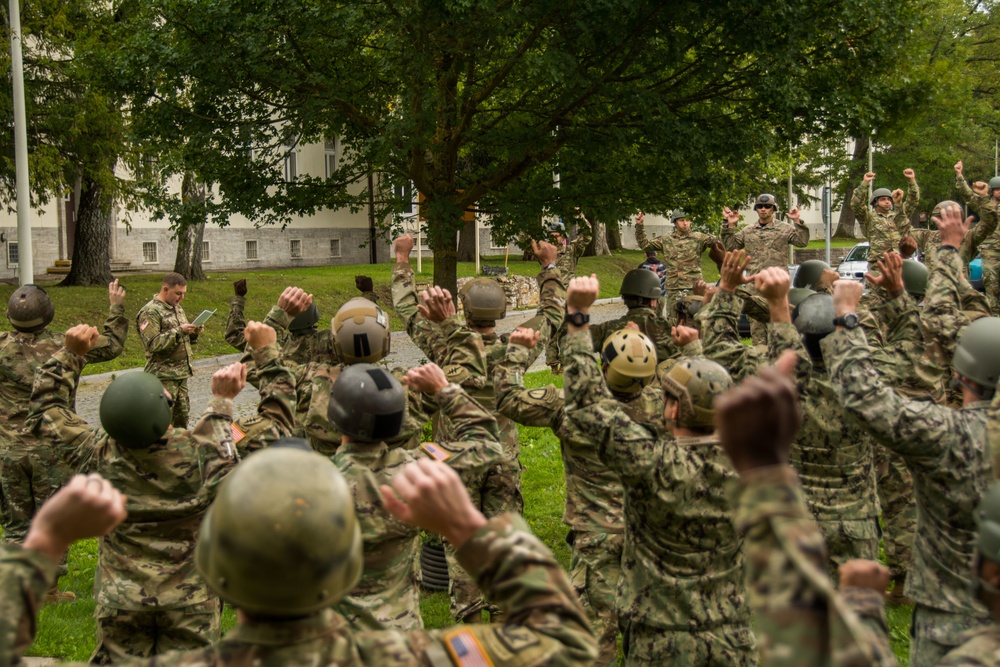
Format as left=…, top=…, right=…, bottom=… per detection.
left=756, top=204, right=775, bottom=210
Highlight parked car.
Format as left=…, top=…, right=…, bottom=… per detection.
left=970, top=255, right=985, bottom=292
left=837, top=242, right=870, bottom=282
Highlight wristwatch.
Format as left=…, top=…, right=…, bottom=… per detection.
left=833, top=313, right=860, bottom=330
left=567, top=311, right=590, bottom=326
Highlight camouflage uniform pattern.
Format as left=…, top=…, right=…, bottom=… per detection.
left=937, top=624, right=1000, bottom=665
left=733, top=465, right=897, bottom=667
left=561, top=329, right=756, bottom=666
left=547, top=220, right=592, bottom=368
left=137, top=297, right=198, bottom=428
left=957, top=178, right=1000, bottom=314
left=0, top=514, right=599, bottom=667
left=588, top=306, right=679, bottom=364
left=224, top=296, right=339, bottom=366
left=0, top=305, right=128, bottom=543
left=822, top=325, right=993, bottom=666
left=26, top=346, right=238, bottom=662
left=635, top=223, right=719, bottom=291
left=494, top=339, right=663, bottom=666
left=697, top=288, right=794, bottom=382
left=229, top=344, right=298, bottom=459
left=332, top=382, right=502, bottom=632
left=850, top=178, right=919, bottom=263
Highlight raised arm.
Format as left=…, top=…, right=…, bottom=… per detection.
left=494, top=328, right=561, bottom=429
left=901, top=168, right=919, bottom=225
left=634, top=212, right=665, bottom=253
left=85, top=280, right=129, bottom=364
left=785, top=207, right=810, bottom=248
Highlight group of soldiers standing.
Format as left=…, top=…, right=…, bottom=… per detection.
left=1, top=161, right=1000, bottom=666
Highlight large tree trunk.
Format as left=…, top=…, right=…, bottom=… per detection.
left=430, top=231, right=459, bottom=300
left=607, top=219, right=623, bottom=251
left=172, top=173, right=208, bottom=280
left=833, top=136, right=869, bottom=239
left=60, top=176, right=114, bottom=286
left=457, top=219, right=477, bottom=262
left=585, top=219, right=612, bottom=256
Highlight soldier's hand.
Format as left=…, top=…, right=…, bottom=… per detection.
left=194, top=325, right=204, bottom=335
left=108, top=279, right=126, bottom=306
left=787, top=206, right=801, bottom=221
left=703, top=285, right=720, bottom=306
left=933, top=201, right=970, bottom=248
left=692, top=279, right=708, bottom=296
left=671, top=325, right=699, bottom=347
left=898, top=234, right=917, bottom=259
left=24, top=473, right=128, bottom=563
left=623, top=321, right=640, bottom=332
left=817, top=268, right=841, bottom=291
left=180, top=323, right=198, bottom=334
left=754, top=267, right=791, bottom=303
left=865, top=251, right=904, bottom=297
left=394, top=234, right=415, bottom=263
left=838, top=560, right=891, bottom=593
left=903, top=167, right=915, bottom=181
left=355, top=275, right=374, bottom=293
left=278, top=286, right=313, bottom=317
left=531, top=240, right=558, bottom=267
left=211, top=362, right=247, bottom=400
left=244, top=321, right=277, bottom=350
left=862, top=172, right=875, bottom=184
left=65, top=323, right=100, bottom=356
left=404, top=363, right=449, bottom=395
left=716, top=368, right=801, bottom=474
left=635, top=211, right=645, bottom=226
left=892, top=189, right=904, bottom=206
left=381, top=458, right=487, bottom=549
left=973, top=181, right=989, bottom=196
left=233, top=279, right=248, bottom=297
left=417, top=286, right=456, bottom=323
left=509, top=327, right=540, bottom=349
left=567, top=274, right=599, bottom=314
left=719, top=250, right=754, bottom=293
left=722, top=206, right=740, bottom=228
left=832, top=280, right=864, bottom=317
left=955, top=160, right=964, bottom=176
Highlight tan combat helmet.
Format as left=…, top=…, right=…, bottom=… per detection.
left=601, top=329, right=658, bottom=394
left=7, top=284, right=55, bottom=333
left=661, top=358, right=733, bottom=429
left=331, top=297, right=391, bottom=364
left=459, top=278, right=507, bottom=325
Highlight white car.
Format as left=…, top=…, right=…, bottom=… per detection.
left=837, top=242, right=869, bottom=282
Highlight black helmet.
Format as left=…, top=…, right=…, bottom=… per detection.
left=7, top=284, right=55, bottom=333
left=620, top=269, right=662, bottom=299
left=327, top=364, right=406, bottom=443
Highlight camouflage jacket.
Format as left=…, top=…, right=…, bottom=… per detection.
left=137, top=297, right=196, bottom=380
left=0, top=303, right=127, bottom=449
left=494, top=339, right=663, bottom=534
left=635, top=224, right=720, bottom=290
left=822, top=326, right=993, bottom=617
left=332, top=383, right=503, bottom=632
left=910, top=200, right=998, bottom=272
left=589, top=306, right=678, bottom=364
left=230, top=344, right=298, bottom=459
left=850, top=178, right=919, bottom=262
left=0, top=514, right=597, bottom=667
left=937, top=624, right=1000, bottom=665
left=26, top=347, right=237, bottom=610
left=733, top=465, right=897, bottom=667
left=962, top=182, right=1000, bottom=260
left=869, top=291, right=940, bottom=400
left=224, top=297, right=339, bottom=366
left=722, top=218, right=810, bottom=274
left=557, top=219, right=593, bottom=277
left=561, top=329, right=750, bottom=631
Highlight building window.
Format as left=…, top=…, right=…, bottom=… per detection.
left=290, top=239, right=302, bottom=259
left=201, top=241, right=211, bottom=263
left=142, top=242, right=158, bottom=264
left=394, top=181, right=414, bottom=214
left=329, top=238, right=341, bottom=258
left=325, top=139, right=337, bottom=178
left=246, top=240, right=259, bottom=261
left=7, top=242, right=18, bottom=267
left=284, top=147, right=298, bottom=182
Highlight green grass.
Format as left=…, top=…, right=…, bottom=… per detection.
left=806, top=238, right=861, bottom=249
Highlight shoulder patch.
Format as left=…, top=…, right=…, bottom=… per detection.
left=231, top=422, right=246, bottom=444
left=139, top=318, right=149, bottom=332
left=421, top=442, right=451, bottom=462
left=444, top=628, right=494, bottom=667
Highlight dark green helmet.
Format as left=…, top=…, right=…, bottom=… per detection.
left=288, top=303, right=320, bottom=333
left=931, top=200, right=961, bottom=217
left=989, top=177, right=1000, bottom=192
left=327, top=364, right=406, bottom=443
left=620, top=268, right=662, bottom=299
left=793, top=293, right=836, bottom=337
left=952, top=317, right=1000, bottom=393
left=195, top=447, right=363, bottom=617
left=99, top=372, right=172, bottom=448
left=459, top=278, right=507, bottom=323
left=870, top=188, right=893, bottom=206
left=7, top=284, right=55, bottom=333
left=975, top=481, right=1000, bottom=562
left=661, top=358, right=732, bottom=429
left=788, top=287, right=816, bottom=308
left=902, top=259, right=929, bottom=297
left=793, top=260, right=831, bottom=290
left=671, top=210, right=688, bottom=223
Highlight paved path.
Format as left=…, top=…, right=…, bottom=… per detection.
left=74, top=298, right=627, bottom=428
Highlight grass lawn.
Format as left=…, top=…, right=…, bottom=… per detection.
left=806, top=238, right=862, bottom=249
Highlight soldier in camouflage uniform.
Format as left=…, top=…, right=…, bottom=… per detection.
left=635, top=210, right=723, bottom=325
left=955, top=160, right=1000, bottom=315
left=851, top=169, right=920, bottom=264
left=546, top=211, right=593, bottom=373
left=588, top=268, right=679, bottom=363
left=495, top=325, right=664, bottom=666
left=327, top=362, right=502, bottom=632
left=722, top=195, right=811, bottom=344
left=26, top=323, right=247, bottom=663
left=1, top=282, right=127, bottom=556
left=137, top=273, right=203, bottom=428
left=823, top=215, right=997, bottom=667
left=0, top=454, right=599, bottom=667
left=560, top=274, right=757, bottom=666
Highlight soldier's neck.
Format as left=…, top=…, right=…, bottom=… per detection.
left=670, top=424, right=706, bottom=438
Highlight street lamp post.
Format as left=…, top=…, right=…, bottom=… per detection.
left=9, top=0, right=35, bottom=284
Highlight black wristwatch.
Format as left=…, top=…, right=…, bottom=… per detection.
left=567, top=311, right=590, bottom=326
left=833, top=313, right=860, bottom=330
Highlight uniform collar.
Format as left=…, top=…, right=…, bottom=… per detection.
left=226, top=609, right=344, bottom=646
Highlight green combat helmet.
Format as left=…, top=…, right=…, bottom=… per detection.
left=7, top=284, right=55, bottom=333
left=332, top=298, right=390, bottom=364
left=793, top=260, right=830, bottom=290
left=621, top=268, right=662, bottom=300
left=662, top=358, right=733, bottom=429
left=288, top=303, right=321, bottom=333
left=671, top=210, right=689, bottom=223
left=99, top=372, right=173, bottom=448
left=459, top=278, right=507, bottom=325
left=952, top=317, right=1000, bottom=398
left=989, top=177, right=1000, bottom=194
left=788, top=287, right=816, bottom=309
left=975, top=482, right=1000, bottom=565
left=327, top=363, right=406, bottom=443
left=902, top=259, right=929, bottom=297
left=793, top=293, right=836, bottom=360
left=870, top=188, right=893, bottom=206
left=753, top=194, right=778, bottom=211
left=195, top=447, right=363, bottom=617
left=601, top=329, right=657, bottom=394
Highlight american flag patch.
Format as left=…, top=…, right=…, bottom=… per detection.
left=445, top=628, right=493, bottom=667
left=421, top=442, right=450, bottom=462
left=231, top=422, right=246, bottom=444
left=139, top=319, right=149, bottom=332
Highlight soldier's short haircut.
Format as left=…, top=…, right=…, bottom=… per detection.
left=162, top=272, right=187, bottom=288
left=623, top=295, right=654, bottom=309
